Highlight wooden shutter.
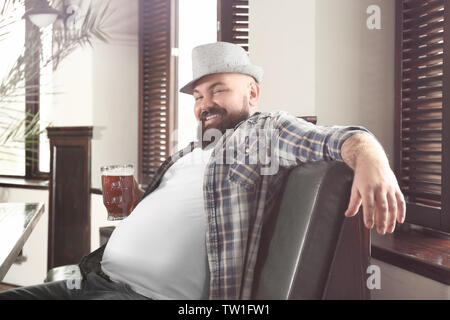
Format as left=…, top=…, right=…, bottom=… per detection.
left=396, top=0, right=450, bottom=232
left=139, top=0, right=177, bottom=185
left=217, top=0, right=249, bottom=51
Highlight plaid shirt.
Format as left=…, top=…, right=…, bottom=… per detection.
left=140, top=111, right=368, bottom=300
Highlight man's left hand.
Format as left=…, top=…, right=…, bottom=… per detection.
left=341, top=133, right=406, bottom=234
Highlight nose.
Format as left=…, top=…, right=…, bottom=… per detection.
left=196, top=95, right=215, bottom=120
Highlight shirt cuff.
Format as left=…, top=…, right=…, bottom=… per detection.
left=328, top=127, right=372, bottom=161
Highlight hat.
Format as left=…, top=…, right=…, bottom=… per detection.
left=179, top=42, right=264, bottom=95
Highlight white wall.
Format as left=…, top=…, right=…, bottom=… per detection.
left=91, top=0, right=139, bottom=189
left=370, top=259, right=450, bottom=299
left=316, top=0, right=395, bottom=166
left=250, top=0, right=316, bottom=116
left=49, top=47, right=94, bottom=126
left=91, top=42, right=139, bottom=189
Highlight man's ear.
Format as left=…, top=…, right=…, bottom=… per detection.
left=248, top=80, right=260, bottom=108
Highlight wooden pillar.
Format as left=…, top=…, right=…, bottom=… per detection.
left=47, top=126, right=93, bottom=270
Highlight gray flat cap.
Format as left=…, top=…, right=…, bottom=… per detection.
left=179, top=42, right=264, bottom=95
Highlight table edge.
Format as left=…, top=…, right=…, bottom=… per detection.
left=0, top=203, right=45, bottom=281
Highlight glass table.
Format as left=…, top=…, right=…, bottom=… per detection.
left=0, top=202, right=45, bottom=281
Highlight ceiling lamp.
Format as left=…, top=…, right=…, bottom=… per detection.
left=22, top=0, right=62, bottom=28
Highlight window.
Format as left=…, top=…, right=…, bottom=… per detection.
left=138, top=0, right=249, bottom=185
left=38, top=25, right=52, bottom=174
left=0, top=3, right=26, bottom=177
left=0, top=1, right=50, bottom=179
left=396, top=0, right=450, bottom=233
left=177, top=0, right=217, bottom=149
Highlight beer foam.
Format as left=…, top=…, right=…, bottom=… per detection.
left=102, top=167, right=134, bottom=176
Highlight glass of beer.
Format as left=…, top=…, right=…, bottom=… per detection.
left=101, top=164, right=135, bottom=221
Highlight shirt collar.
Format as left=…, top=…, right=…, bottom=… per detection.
left=235, top=111, right=261, bottom=128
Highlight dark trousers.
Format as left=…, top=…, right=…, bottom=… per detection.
left=0, top=266, right=150, bottom=300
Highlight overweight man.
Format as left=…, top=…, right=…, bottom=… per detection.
left=0, top=42, right=405, bottom=300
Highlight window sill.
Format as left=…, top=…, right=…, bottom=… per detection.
left=0, top=179, right=106, bottom=195
left=371, top=223, right=450, bottom=285
left=0, top=177, right=49, bottom=190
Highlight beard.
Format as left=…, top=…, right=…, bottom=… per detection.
left=198, top=96, right=250, bottom=149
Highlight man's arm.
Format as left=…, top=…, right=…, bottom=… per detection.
left=273, top=112, right=406, bottom=234
left=341, top=132, right=406, bottom=234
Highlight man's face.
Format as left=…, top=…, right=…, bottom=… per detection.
left=192, top=73, right=254, bottom=135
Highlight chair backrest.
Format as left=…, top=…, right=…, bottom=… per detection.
left=252, top=161, right=370, bottom=299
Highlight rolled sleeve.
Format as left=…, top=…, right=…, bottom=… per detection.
left=327, top=127, right=371, bottom=161
left=275, top=112, right=370, bottom=164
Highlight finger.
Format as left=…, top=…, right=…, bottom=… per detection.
left=345, top=185, right=362, bottom=217
left=362, top=191, right=375, bottom=229
left=374, top=189, right=389, bottom=235
left=386, top=190, right=397, bottom=233
left=396, top=190, right=406, bottom=224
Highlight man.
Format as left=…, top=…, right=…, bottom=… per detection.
left=0, top=42, right=405, bottom=300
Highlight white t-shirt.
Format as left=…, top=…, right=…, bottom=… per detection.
left=101, top=146, right=213, bottom=300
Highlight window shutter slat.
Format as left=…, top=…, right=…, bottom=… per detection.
left=402, top=128, right=442, bottom=135
left=403, top=31, right=443, bottom=48
left=403, top=53, right=443, bottom=70
left=403, top=74, right=443, bottom=87
left=218, top=0, right=249, bottom=51
left=404, top=0, right=444, bottom=17
left=404, top=42, right=443, bottom=59
left=404, top=20, right=443, bottom=39
left=403, top=106, right=442, bottom=115
left=139, top=0, right=175, bottom=185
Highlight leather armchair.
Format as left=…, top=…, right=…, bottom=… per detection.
left=252, top=161, right=370, bottom=299
left=46, top=161, right=370, bottom=300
